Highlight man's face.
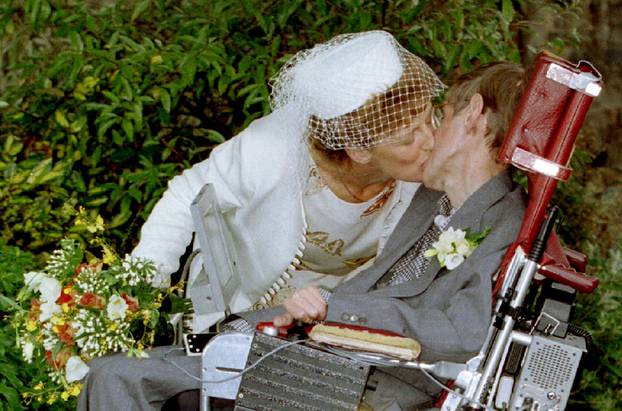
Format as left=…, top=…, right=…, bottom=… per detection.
left=367, top=105, right=435, bottom=182
left=422, top=103, right=469, bottom=189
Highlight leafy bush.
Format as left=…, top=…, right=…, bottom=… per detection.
left=571, top=242, right=622, bottom=410
left=0, top=242, right=40, bottom=410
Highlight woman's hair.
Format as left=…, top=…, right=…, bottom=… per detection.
left=446, top=62, right=527, bottom=149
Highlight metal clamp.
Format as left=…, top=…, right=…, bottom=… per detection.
left=511, top=147, right=572, bottom=180
left=546, top=62, right=602, bottom=97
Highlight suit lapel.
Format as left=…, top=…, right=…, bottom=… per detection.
left=368, top=172, right=514, bottom=298
left=337, top=186, right=443, bottom=294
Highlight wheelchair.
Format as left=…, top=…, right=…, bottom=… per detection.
left=170, top=52, right=602, bottom=411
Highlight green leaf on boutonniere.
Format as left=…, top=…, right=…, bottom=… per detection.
left=466, top=226, right=492, bottom=245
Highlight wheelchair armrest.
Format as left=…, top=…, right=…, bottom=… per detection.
left=538, top=264, right=599, bottom=294
left=562, top=247, right=588, bottom=273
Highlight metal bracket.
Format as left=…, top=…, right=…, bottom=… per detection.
left=511, top=147, right=572, bottom=180
left=546, top=63, right=602, bottom=97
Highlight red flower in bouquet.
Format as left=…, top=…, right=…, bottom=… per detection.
left=56, top=286, right=77, bottom=308
left=121, top=293, right=140, bottom=312
left=78, top=292, right=106, bottom=309
left=55, top=323, right=76, bottom=346
left=45, top=346, right=73, bottom=370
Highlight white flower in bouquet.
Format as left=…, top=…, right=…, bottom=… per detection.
left=39, top=300, right=62, bottom=322
left=114, top=255, right=157, bottom=287
left=39, top=276, right=62, bottom=303
left=75, top=265, right=107, bottom=294
left=23, top=271, right=46, bottom=291
left=21, top=341, right=35, bottom=363
left=106, top=295, right=128, bottom=320
left=65, top=356, right=90, bottom=383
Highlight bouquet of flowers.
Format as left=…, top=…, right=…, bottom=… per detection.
left=12, top=208, right=185, bottom=406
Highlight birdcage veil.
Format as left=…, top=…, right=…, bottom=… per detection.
left=270, top=30, right=446, bottom=150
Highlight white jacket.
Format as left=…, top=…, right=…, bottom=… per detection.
left=132, top=108, right=419, bottom=331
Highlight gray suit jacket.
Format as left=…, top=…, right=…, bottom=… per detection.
left=241, top=172, right=526, bottom=409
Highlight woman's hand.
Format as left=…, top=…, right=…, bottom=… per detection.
left=272, top=286, right=327, bottom=326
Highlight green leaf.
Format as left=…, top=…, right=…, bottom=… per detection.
left=119, top=76, right=134, bottom=101
left=28, top=0, right=42, bottom=27
left=71, top=31, right=84, bottom=53
left=0, top=293, right=20, bottom=311
left=160, top=88, right=171, bottom=113
left=128, top=187, right=142, bottom=202
left=501, top=0, right=514, bottom=22
left=85, top=196, right=109, bottom=207
left=0, top=383, right=20, bottom=409
left=206, top=129, right=225, bottom=144
left=39, top=0, right=51, bottom=24
left=180, top=57, right=197, bottom=87
left=54, top=110, right=70, bottom=128
left=131, top=0, right=150, bottom=22
left=103, top=90, right=121, bottom=104
left=26, top=158, right=52, bottom=185
left=133, top=100, right=144, bottom=130
left=97, top=118, right=119, bottom=141
left=122, top=119, right=134, bottom=142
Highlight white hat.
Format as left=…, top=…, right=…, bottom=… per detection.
left=270, top=31, right=445, bottom=149
left=288, top=31, right=403, bottom=120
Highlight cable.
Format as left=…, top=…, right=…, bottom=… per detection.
left=163, top=338, right=311, bottom=384
left=417, top=367, right=495, bottom=411
left=567, top=323, right=594, bottom=351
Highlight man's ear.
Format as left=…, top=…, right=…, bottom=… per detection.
left=345, top=147, right=372, bottom=164
left=465, top=93, right=485, bottom=132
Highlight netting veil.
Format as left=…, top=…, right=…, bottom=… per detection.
left=270, top=31, right=445, bottom=150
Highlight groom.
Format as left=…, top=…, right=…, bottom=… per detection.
left=79, top=63, right=527, bottom=411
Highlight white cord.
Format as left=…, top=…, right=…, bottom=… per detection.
left=417, top=367, right=495, bottom=411
left=163, top=339, right=310, bottom=384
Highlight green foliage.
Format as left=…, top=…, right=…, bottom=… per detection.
left=570, top=243, right=622, bottom=410
left=0, top=242, right=38, bottom=411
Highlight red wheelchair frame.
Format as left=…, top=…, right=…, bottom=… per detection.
left=438, top=51, right=602, bottom=410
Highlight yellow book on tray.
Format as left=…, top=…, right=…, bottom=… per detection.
left=309, top=322, right=421, bottom=361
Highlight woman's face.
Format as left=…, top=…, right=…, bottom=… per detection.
left=366, top=105, right=436, bottom=182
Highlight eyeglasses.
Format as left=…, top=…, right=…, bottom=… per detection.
left=431, top=106, right=444, bottom=130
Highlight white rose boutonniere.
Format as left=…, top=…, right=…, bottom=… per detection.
left=424, top=226, right=491, bottom=270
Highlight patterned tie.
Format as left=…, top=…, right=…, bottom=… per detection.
left=378, top=194, right=453, bottom=287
